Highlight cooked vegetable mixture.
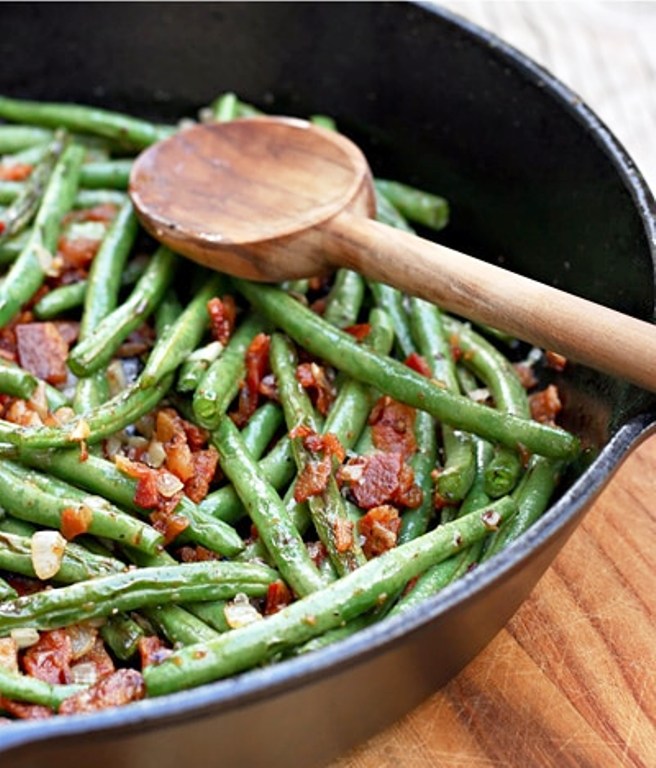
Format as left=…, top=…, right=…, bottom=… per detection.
left=0, top=92, right=578, bottom=718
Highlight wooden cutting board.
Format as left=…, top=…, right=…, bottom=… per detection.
left=332, top=434, right=656, bottom=767
left=331, top=4, right=656, bottom=764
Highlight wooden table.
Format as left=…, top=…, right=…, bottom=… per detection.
left=332, top=4, right=656, bottom=766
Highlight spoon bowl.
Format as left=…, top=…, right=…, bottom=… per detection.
left=130, top=116, right=656, bottom=393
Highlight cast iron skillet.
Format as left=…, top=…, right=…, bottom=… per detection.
left=1, top=3, right=655, bottom=766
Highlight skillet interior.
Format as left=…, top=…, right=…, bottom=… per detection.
left=1, top=3, right=655, bottom=766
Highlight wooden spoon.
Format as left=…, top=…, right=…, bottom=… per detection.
left=129, top=116, right=656, bottom=392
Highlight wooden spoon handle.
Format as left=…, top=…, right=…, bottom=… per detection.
left=326, top=211, right=656, bottom=391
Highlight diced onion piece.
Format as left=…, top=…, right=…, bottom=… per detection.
left=224, top=593, right=263, bottom=629
left=31, top=530, right=67, bottom=580
left=69, top=661, right=99, bottom=686
left=0, top=637, right=19, bottom=672
left=144, top=439, right=167, bottom=469
left=68, top=623, right=97, bottom=660
left=10, top=627, right=40, bottom=650
left=104, top=435, right=123, bottom=460
left=68, top=418, right=91, bottom=442
left=27, top=381, right=49, bottom=420
left=52, top=406, right=76, bottom=425
left=155, top=471, right=184, bottom=498
left=34, top=242, right=55, bottom=274
left=106, top=359, right=127, bottom=398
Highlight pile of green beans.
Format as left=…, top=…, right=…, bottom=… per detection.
left=0, top=92, right=578, bottom=716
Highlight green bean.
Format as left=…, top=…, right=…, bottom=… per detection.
left=0, top=667, right=82, bottom=710
left=193, top=313, right=267, bottom=429
left=234, top=281, right=579, bottom=460
left=322, top=269, right=365, bottom=329
left=73, top=189, right=127, bottom=209
left=176, top=341, right=224, bottom=393
left=144, top=496, right=516, bottom=695
left=0, top=461, right=163, bottom=553
left=141, top=604, right=221, bottom=645
left=270, top=333, right=365, bottom=575
left=310, top=115, right=337, bottom=131
left=140, top=273, right=225, bottom=387
left=33, top=254, right=147, bottom=320
left=322, top=307, right=395, bottom=450
left=212, top=416, right=325, bottom=596
left=0, top=561, right=278, bottom=633
left=443, top=316, right=528, bottom=497
left=375, top=179, right=449, bottom=231
left=78, top=159, right=132, bottom=189
left=0, top=95, right=173, bottom=149
left=23, top=447, right=245, bottom=558
left=0, top=576, right=18, bottom=600
left=210, top=92, right=240, bottom=122
left=238, top=401, right=285, bottom=456
left=0, top=227, right=29, bottom=263
left=481, top=455, right=562, bottom=560
left=68, top=245, right=177, bottom=377
left=0, top=125, right=53, bottom=153
left=100, top=613, right=145, bottom=660
left=198, top=435, right=295, bottom=525
left=0, top=143, right=85, bottom=326
left=410, top=298, right=475, bottom=504
left=0, top=129, right=67, bottom=243
left=367, top=280, right=416, bottom=359
left=374, top=189, right=416, bottom=232
left=0, top=358, right=38, bottom=400
left=0, top=530, right=126, bottom=583
left=0, top=374, right=172, bottom=451
left=398, top=410, right=438, bottom=543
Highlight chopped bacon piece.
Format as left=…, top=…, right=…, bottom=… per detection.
left=264, top=580, right=293, bottom=615
left=76, top=637, right=115, bottom=679
left=529, top=384, right=562, bottom=426
left=333, top=517, right=354, bottom=553
left=60, top=505, right=93, bottom=540
left=138, top=636, right=172, bottom=669
left=232, top=333, right=271, bottom=427
left=344, top=323, right=372, bottom=341
left=358, top=505, right=401, bottom=558
left=337, top=452, right=422, bottom=510
left=184, top=447, right=219, bottom=503
left=0, top=163, right=33, bottom=181
left=57, top=236, right=101, bottom=269
left=16, top=322, right=69, bottom=385
left=295, top=361, right=335, bottom=415
left=150, top=508, right=189, bottom=545
left=177, top=545, right=218, bottom=563
left=293, top=457, right=333, bottom=503
left=369, top=396, right=417, bottom=460
left=207, top=295, right=237, bottom=345
left=164, top=432, right=195, bottom=482
left=115, top=323, right=156, bottom=358
left=545, top=350, right=567, bottom=371
left=58, top=669, right=146, bottom=715
left=514, top=362, right=538, bottom=389
left=290, top=426, right=346, bottom=503
left=0, top=697, right=52, bottom=719
left=63, top=204, right=118, bottom=226
left=4, top=574, right=43, bottom=596
left=404, top=352, right=432, bottom=378
left=53, top=320, right=80, bottom=347
left=22, top=630, right=72, bottom=685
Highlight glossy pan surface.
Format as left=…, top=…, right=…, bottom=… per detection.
left=1, top=3, right=655, bottom=766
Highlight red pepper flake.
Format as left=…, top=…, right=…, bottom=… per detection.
left=0, top=163, right=33, bottom=181
left=22, top=629, right=73, bottom=685
left=60, top=505, right=93, bottom=540
left=358, top=505, right=401, bottom=558
left=58, top=669, right=146, bottom=715
left=0, top=222, right=5, bottom=235
left=529, top=384, right=562, bottom=426
left=369, top=396, right=417, bottom=460
left=404, top=352, right=432, bottom=378
left=207, top=295, right=237, bottom=345
left=264, top=580, right=293, bottom=615
left=16, top=321, right=70, bottom=385
left=138, top=636, right=172, bottom=669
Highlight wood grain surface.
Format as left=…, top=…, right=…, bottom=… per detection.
left=331, top=3, right=656, bottom=766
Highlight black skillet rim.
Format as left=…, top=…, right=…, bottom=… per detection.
left=2, top=1, right=656, bottom=754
